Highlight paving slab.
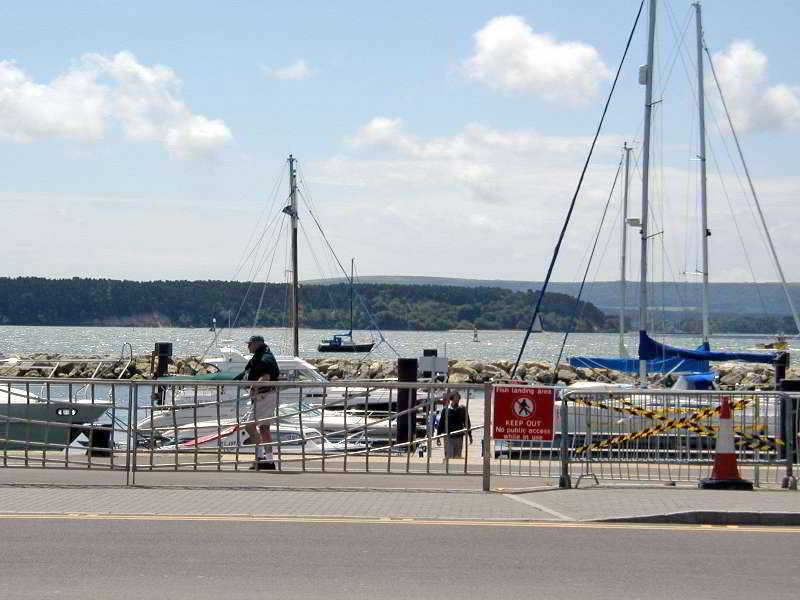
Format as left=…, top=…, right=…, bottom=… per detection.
left=2, top=466, right=798, bottom=526
left=0, top=486, right=555, bottom=521
left=512, top=487, right=800, bottom=525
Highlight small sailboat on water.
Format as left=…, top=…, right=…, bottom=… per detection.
left=318, top=258, right=375, bottom=353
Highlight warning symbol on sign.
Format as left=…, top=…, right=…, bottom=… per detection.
left=513, top=397, right=534, bottom=418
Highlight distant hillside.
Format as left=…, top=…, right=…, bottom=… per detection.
left=0, top=277, right=608, bottom=332
left=305, top=276, right=800, bottom=318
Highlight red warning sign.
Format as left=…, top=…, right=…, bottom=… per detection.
left=493, top=385, right=555, bottom=441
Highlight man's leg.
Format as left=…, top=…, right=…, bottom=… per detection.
left=255, top=391, right=277, bottom=468
left=452, top=437, right=464, bottom=458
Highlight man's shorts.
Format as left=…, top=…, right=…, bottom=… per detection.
left=244, top=389, right=277, bottom=425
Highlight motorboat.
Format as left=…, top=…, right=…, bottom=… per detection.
left=0, top=385, right=111, bottom=451
left=136, top=349, right=400, bottom=447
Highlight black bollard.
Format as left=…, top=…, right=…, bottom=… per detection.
left=396, top=358, right=418, bottom=446
left=778, top=377, right=799, bottom=465
left=152, top=342, right=173, bottom=406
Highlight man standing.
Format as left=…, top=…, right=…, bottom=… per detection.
left=235, top=335, right=280, bottom=470
left=436, top=391, right=472, bottom=459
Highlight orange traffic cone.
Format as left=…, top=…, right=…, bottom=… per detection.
left=699, top=396, right=753, bottom=490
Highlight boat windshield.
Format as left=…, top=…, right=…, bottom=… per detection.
left=280, top=368, right=327, bottom=383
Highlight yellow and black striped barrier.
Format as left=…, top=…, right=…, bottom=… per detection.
left=569, top=395, right=782, bottom=454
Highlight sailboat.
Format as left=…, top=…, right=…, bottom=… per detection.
left=318, top=258, right=375, bottom=353
left=569, top=0, right=785, bottom=383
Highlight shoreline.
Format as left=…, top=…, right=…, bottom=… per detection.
left=1, top=353, right=794, bottom=391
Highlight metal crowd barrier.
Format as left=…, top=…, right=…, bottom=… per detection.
left=2, top=377, right=797, bottom=489
left=558, top=387, right=799, bottom=487
left=0, top=378, right=488, bottom=484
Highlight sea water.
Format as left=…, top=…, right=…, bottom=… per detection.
left=0, top=325, right=778, bottom=364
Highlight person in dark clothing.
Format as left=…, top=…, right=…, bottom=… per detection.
left=436, top=391, right=472, bottom=459
left=234, top=335, right=280, bottom=470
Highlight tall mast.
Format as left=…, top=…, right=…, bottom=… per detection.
left=638, top=0, right=657, bottom=387
left=288, top=154, right=299, bottom=357
left=694, top=2, right=711, bottom=345
left=349, top=258, right=354, bottom=336
left=620, top=143, right=632, bottom=357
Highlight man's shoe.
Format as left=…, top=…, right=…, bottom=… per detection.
left=256, top=461, right=276, bottom=471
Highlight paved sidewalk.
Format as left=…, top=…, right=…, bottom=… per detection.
left=1, top=467, right=798, bottom=525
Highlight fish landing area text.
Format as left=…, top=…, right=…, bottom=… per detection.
left=492, top=385, right=556, bottom=441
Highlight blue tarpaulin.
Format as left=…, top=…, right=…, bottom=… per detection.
left=569, top=331, right=780, bottom=373
left=638, top=331, right=779, bottom=365
left=569, top=353, right=709, bottom=374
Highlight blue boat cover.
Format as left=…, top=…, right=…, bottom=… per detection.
left=570, top=331, right=780, bottom=373
left=638, top=331, right=779, bottom=365
left=568, top=353, right=709, bottom=374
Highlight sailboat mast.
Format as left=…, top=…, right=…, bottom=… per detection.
left=638, top=0, right=657, bottom=386
left=288, top=154, right=300, bottom=357
left=620, top=143, right=632, bottom=357
left=349, top=258, right=354, bottom=336
left=694, top=2, right=711, bottom=345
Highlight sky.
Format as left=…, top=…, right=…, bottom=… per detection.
left=1, top=0, right=799, bottom=285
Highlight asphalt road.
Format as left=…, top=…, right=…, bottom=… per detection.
left=1, top=516, right=798, bottom=599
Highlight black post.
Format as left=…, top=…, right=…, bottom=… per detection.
left=397, top=358, right=418, bottom=445
left=778, top=377, right=799, bottom=465
left=152, top=342, right=173, bottom=406
left=775, top=351, right=789, bottom=387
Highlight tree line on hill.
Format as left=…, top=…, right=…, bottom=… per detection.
left=0, top=277, right=606, bottom=331
left=0, top=277, right=793, bottom=333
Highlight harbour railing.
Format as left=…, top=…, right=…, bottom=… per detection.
left=1, top=378, right=797, bottom=489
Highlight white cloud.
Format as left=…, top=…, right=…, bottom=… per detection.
left=463, top=15, right=611, bottom=103
left=263, top=59, right=315, bottom=80
left=711, top=41, right=800, bottom=132
left=0, top=51, right=232, bottom=157
left=306, top=117, right=800, bottom=283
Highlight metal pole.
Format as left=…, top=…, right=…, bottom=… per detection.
left=694, top=2, right=711, bottom=344
left=349, top=258, right=354, bottom=336
left=482, top=382, right=492, bottom=492
left=559, top=391, right=571, bottom=488
left=620, top=143, right=632, bottom=357
left=131, top=384, right=138, bottom=486
left=782, top=393, right=797, bottom=490
left=288, top=154, right=300, bottom=357
left=638, top=0, right=657, bottom=387
left=125, top=382, right=133, bottom=486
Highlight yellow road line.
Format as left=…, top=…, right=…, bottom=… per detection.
left=0, top=512, right=796, bottom=533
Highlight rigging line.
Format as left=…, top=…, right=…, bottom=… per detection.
left=232, top=164, right=287, bottom=280
left=233, top=201, right=286, bottom=283
left=299, top=221, right=342, bottom=324
left=706, top=138, right=771, bottom=321
left=298, top=189, right=352, bottom=285
left=660, top=1, right=694, bottom=99
left=700, top=55, right=776, bottom=279
left=252, top=218, right=287, bottom=328
left=552, top=157, right=623, bottom=379
left=296, top=189, right=393, bottom=347
left=590, top=199, right=622, bottom=287
left=656, top=7, right=706, bottom=320
left=234, top=216, right=287, bottom=330
left=512, top=0, right=645, bottom=377
left=705, top=42, right=800, bottom=334
left=246, top=210, right=284, bottom=285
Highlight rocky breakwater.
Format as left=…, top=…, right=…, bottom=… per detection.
left=0, top=353, right=217, bottom=380
left=1, top=354, right=798, bottom=391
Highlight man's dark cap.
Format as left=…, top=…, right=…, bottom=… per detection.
left=247, top=335, right=265, bottom=343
